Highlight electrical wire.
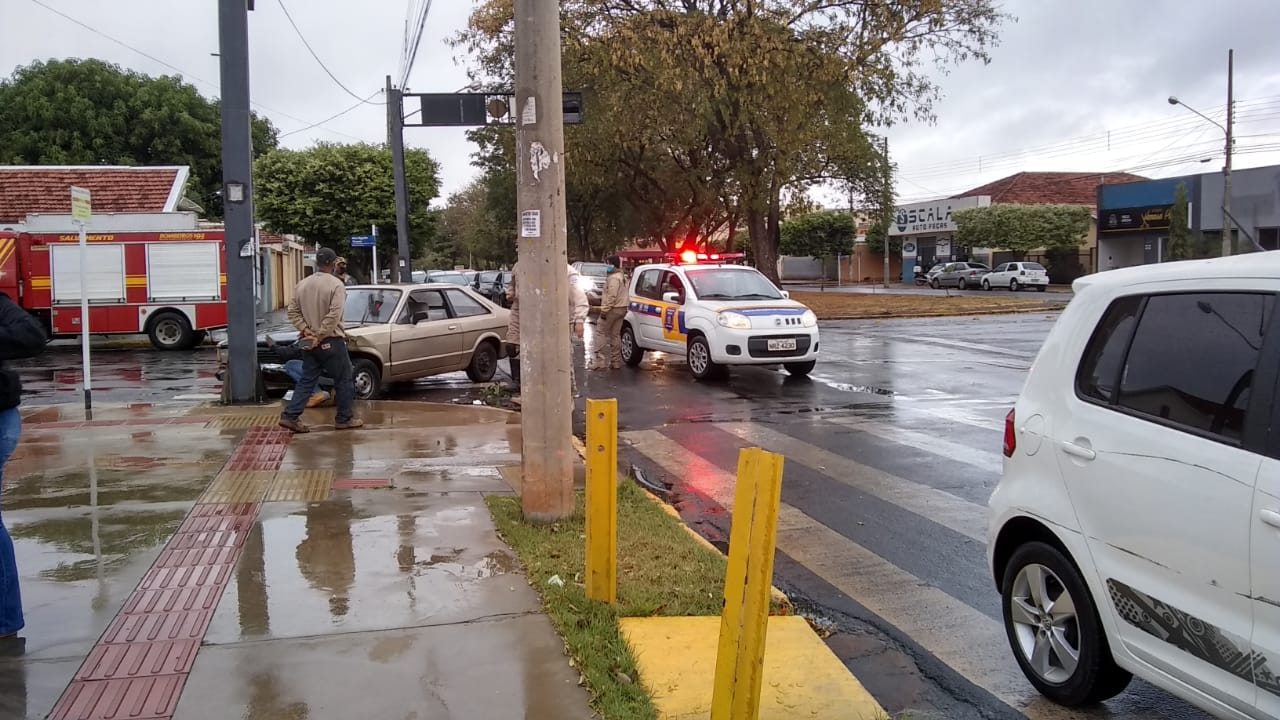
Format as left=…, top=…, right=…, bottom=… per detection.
left=276, top=0, right=383, bottom=105
left=25, top=0, right=367, bottom=141
left=399, top=0, right=433, bottom=89
left=278, top=90, right=382, bottom=139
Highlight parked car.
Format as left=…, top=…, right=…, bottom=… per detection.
left=216, top=284, right=509, bottom=400
left=982, top=261, right=1050, bottom=292
left=573, top=261, right=610, bottom=306
left=930, top=261, right=991, bottom=290
left=426, top=271, right=469, bottom=286
left=988, top=253, right=1280, bottom=718
left=472, top=270, right=513, bottom=308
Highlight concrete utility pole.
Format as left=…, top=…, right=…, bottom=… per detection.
left=515, top=0, right=574, bottom=522
left=218, top=0, right=259, bottom=403
left=386, top=75, right=413, bottom=282
left=1224, top=48, right=1235, bottom=256
left=882, top=136, right=891, bottom=288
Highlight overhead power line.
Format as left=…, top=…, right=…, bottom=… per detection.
left=279, top=90, right=382, bottom=139
left=26, top=0, right=367, bottom=142
left=276, top=0, right=383, bottom=105
left=399, top=0, right=433, bottom=89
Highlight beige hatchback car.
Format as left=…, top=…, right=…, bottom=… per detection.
left=221, top=284, right=510, bottom=399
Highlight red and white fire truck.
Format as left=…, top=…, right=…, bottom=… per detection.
left=0, top=229, right=228, bottom=350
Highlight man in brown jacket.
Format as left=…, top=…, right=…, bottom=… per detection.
left=279, top=248, right=362, bottom=433
left=593, top=255, right=628, bottom=369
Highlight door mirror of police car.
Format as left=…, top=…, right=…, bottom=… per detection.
left=780, top=290, right=791, bottom=299
left=663, top=291, right=681, bottom=304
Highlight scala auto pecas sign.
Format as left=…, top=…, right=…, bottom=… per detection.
left=889, top=195, right=990, bottom=236
left=1101, top=205, right=1172, bottom=232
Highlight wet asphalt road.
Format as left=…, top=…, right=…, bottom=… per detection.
left=12, top=314, right=1209, bottom=719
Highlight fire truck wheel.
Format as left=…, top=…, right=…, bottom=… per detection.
left=148, top=312, right=196, bottom=351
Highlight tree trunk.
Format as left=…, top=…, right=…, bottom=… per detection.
left=746, top=207, right=779, bottom=283
left=725, top=214, right=738, bottom=252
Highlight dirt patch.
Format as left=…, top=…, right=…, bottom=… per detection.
left=789, top=291, right=1061, bottom=320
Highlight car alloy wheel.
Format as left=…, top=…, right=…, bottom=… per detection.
left=958, top=277, right=968, bottom=290
left=1009, top=563, right=1080, bottom=684
left=1010, top=279, right=1021, bottom=291
left=983, top=279, right=992, bottom=291
left=688, top=339, right=710, bottom=375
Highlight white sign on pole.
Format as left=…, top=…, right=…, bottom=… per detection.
left=70, top=186, right=93, bottom=411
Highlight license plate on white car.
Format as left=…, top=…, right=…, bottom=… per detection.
left=768, top=338, right=797, bottom=352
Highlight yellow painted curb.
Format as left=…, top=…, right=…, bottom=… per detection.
left=620, top=616, right=884, bottom=720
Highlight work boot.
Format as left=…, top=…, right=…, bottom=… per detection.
left=278, top=416, right=310, bottom=434
left=335, top=418, right=365, bottom=431
left=306, top=391, right=330, bottom=408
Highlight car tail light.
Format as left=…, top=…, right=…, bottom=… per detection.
left=1003, top=409, right=1016, bottom=457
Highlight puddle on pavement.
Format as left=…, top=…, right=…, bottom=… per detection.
left=10, top=509, right=187, bottom=583
left=1, top=465, right=218, bottom=511
left=203, top=494, right=531, bottom=644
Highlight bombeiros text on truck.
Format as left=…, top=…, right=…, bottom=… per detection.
left=0, top=229, right=228, bottom=350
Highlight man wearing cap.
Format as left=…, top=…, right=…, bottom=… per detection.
left=593, top=255, right=628, bottom=370
left=279, top=248, right=362, bottom=433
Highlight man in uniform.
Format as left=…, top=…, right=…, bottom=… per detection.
left=505, top=263, right=589, bottom=396
left=592, top=255, right=627, bottom=370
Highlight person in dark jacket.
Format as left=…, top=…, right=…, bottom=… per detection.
left=0, top=292, right=47, bottom=638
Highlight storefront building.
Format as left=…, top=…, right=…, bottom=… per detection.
left=891, top=195, right=991, bottom=283
left=1097, top=163, right=1280, bottom=268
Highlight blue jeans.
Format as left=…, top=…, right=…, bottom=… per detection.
left=0, top=407, right=23, bottom=636
left=284, top=359, right=304, bottom=383
left=282, top=338, right=355, bottom=424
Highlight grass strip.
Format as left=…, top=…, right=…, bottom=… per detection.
left=790, top=291, right=1061, bottom=320
left=486, top=480, right=731, bottom=720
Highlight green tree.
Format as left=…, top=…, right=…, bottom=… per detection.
left=864, top=218, right=901, bottom=256
left=781, top=211, right=855, bottom=283
left=1166, top=182, right=1192, bottom=261
left=954, top=204, right=1091, bottom=257
left=457, top=0, right=1007, bottom=281
left=0, top=59, right=277, bottom=217
left=254, top=142, right=440, bottom=279
left=438, top=177, right=513, bottom=268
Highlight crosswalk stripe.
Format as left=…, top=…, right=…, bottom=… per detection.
left=623, top=429, right=1166, bottom=720
left=716, top=423, right=987, bottom=542
left=823, top=416, right=1003, bottom=474
left=905, top=405, right=1006, bottom=433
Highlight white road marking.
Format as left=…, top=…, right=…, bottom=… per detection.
left=823, top=416, right=1003, bottom=474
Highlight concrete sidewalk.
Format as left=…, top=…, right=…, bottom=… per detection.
left=0, top=400, right=591, bottom=720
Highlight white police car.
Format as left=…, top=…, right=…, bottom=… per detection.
left=620, top=257, right=819, bottom=380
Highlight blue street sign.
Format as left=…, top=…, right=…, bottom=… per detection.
left=350, top=234, right=375, bottom=248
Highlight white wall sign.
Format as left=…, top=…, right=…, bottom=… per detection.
left=521, top=210, right=541, bottom=238
left=889, top=195, right=991, bottom=236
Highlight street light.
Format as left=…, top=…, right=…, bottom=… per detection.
left=1167, top=48, right=1235, bottom=256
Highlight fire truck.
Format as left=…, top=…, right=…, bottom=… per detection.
left=0, top=229, right=228, bottom=350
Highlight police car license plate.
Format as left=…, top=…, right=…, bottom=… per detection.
left=768, top=338, right=797, bottom=352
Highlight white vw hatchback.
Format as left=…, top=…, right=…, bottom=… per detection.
left=620, top=260, right=819, bottom=379
left=989, top=253, right=1280, bottom=719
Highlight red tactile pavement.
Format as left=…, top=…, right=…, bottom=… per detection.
left=332, top=477, right=393, bottom=490
left=50, top=426, right=291, bottom=720
left=49, top=675, right=186, bottom=720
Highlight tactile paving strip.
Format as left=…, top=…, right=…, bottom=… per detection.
left=262, top=469, right=335, bottom=502
left=205, top=414, right=281, bottom=430
left=50, top=427, right=292, bottom=720
left=332, top=477, right=393, bottom=490
left=197, top=471, right=276, bottom=504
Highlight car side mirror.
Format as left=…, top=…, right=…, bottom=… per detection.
left=662, top=291, right=680, bottom=304
left=412, top=311, right=430, bottom=325
left=780, top=290, right=791, bottom=299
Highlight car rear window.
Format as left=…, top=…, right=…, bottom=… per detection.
left=1117, top=292, right=1273, bottom=441
left=1024, top=263, right=1046, bottom=271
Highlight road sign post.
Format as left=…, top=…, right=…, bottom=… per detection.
left=371, top=224, right=379, bottom=285
left=350, top=234, right=376, bottom=284
left=71, top=186, right=92, bottom=412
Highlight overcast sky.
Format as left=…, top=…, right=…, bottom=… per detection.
left=3, top=0, right=1278, bottom=208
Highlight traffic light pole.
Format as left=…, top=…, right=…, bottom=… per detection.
left=217, top=0, right=259, bottom=403
left=515, top=0, right=574, bottom=522
left=387, top=75, right=413, bottom=282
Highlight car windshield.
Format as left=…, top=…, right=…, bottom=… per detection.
left=429, top=272, right=468, bottom=285
left=685, top=268, right=783, bottom=300
left=578, top=263, right=609, bottom=277
left=479, top=271, right=500, bottom=283
left=344, top=288, right=402, bottom=325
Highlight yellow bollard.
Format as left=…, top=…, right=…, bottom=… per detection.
left=711, top=447, right=784, bottom=720
left=585, top=398, right=618, bottom=604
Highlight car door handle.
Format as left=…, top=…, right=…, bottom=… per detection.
left=448, top=324, right=459, bottom=331
left=1061, top=440, right=1096, bottom=461
left=1261, top=508, right=1280, bottom=530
